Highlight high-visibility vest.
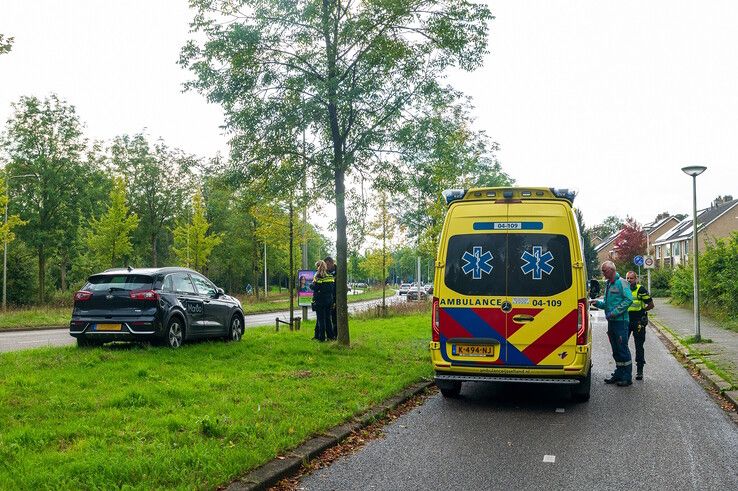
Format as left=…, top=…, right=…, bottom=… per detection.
left=628, top=284, right=651, bottom=312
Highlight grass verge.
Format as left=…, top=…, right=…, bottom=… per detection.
left=0, top=311, right=432, bottom=489
left=0, top=307, right=71, bottom=330
left=0, top=289, right=397, bottom=331
left=655, top=322, right=736, bottom=388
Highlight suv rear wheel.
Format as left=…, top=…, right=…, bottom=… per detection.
left=165, top=317, right=184, bottom=348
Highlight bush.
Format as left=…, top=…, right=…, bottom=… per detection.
left=649, top=267, right=673, bottom=297
left=669, top=266, right=693, bottom=304
left=700, top=233, right=738, bottom=318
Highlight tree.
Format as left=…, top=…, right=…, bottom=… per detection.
left=181, top=0, right=493, bottom=346
left=589, top=215, right=624, bottom=242
left=110, top=134, right=196, bottom=267
left=1, top=94, right=88, bottom=302
left=85, top=177, right=139, bottom=268
left=172, top=190, right=222, bottom=272
left=0, top=34, right=13, bottom=55
left=575, top=208, right=598, bottom=278
left=367, top=191, right=394, bottom=311
left=0, top=175, right=28, bottom=276
left=612, top=217, right=646, bottom=270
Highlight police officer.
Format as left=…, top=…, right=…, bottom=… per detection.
left=324, top=256, right=337, bottom=340
left=625, top=271, right=654, bottom=380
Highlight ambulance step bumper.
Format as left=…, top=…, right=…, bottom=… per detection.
left=435, top=374, right=580, bottom=385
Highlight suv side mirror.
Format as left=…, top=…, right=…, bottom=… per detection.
left=588, top=279, right=601, bottom=299
left=216, top=287, right=225, bottom=297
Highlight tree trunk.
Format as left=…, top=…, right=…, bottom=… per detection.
left=288, top=198, right=294, bottom=326
left=37, top=245, right=45, bottom=304
left=60, top=253, right=67, bottom=291
left=151, top=234, right=158, bottom=267
left=335, top=167, right=349, bottom=346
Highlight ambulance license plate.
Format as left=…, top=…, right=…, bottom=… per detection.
left=455, top=344, right=495, bottom=357
left=95, top=323, right=122, bottom=331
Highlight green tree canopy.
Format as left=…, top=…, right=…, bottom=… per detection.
left=86, top=177, right=139, bottom=268
left=172, top=190, right=222, bottom=272
left=181, top=0, right=494, bottom=346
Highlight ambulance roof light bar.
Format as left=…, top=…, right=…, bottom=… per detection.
left=442, top=189, right=466, bottom=205
left=551, top=188, right=577, bottom=204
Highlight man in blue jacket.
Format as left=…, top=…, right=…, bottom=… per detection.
left=591, top=261, right=634, bottom=386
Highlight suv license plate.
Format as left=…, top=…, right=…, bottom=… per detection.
left=96, top=323, right=122, bottom=331
left=455, top=344, right=495, bottom=357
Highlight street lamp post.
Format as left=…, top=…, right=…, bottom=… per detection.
left=3, top=173, right=38, bottom=311
left=681, top=165, right=707, bottom=342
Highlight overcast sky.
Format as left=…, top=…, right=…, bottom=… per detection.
left=1, top=1, right=736, bottom=229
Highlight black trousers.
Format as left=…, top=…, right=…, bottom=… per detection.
left=628, top=312, right=647, bottom=368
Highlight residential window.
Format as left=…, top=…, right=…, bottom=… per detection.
left=685, top=239, right=690, bottom=257
left=673, top=241, right=681, bottom=256
left=665, top=244, right=671, bottom=258
left=655, top=245, right=661, bottom=259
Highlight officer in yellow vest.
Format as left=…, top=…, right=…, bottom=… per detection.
left=625, top=271, right=654, bottom=380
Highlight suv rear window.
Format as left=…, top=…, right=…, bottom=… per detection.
left=85, top=275, right=153, bottom=291
left=444, top=233, right=572, bottom=297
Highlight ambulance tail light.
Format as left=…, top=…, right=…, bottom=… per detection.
left=576, top=299, right=588, bottom=345
left=432, top=297, right=440, bottom=342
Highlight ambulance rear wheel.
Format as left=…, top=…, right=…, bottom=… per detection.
left=571, top=365, right=592, bottom=402
left=438, top=380, right=462, bottom=398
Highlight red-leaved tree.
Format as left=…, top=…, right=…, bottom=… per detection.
left=612, top=217, right=647, bottom=271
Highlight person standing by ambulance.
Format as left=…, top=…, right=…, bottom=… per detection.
left=591, top=261, right=634, bottom=386
left=625, top=271, right=654, bottom=380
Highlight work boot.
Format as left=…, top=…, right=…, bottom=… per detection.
left=617, top=379, right=632, bottom=387
left=636, top=366, right=643, bottom=381
left=604, top=376, right=618, bottom=384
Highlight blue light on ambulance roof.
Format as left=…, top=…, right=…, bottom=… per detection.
left=551, top=188, right=577, bottom=203
left=442, top=189, right=466, bottom=205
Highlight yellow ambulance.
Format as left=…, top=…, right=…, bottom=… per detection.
left=430, top=187, right=592, bottom=401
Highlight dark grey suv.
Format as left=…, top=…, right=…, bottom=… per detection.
left=69, top=267, right=245, bottom=348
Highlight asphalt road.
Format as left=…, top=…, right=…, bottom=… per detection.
left=0, top=294, right=404, bottom=353
left=299, top=310, right=738, bottom=491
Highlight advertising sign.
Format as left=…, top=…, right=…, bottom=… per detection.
left=297, top=270, right=315, bottom=307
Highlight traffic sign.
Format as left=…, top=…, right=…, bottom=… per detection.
left=643, top=255, right=655, bottom=269
left=633, top=255, right=644, bottom=267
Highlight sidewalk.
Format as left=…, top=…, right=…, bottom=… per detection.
left=649, top=297, right=738, bottom=406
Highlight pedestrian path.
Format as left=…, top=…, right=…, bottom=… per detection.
left=649, top=297, right=738, bottom=397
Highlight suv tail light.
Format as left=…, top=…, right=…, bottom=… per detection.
left=432, top=297, right=440, bottom=342
left=129, top=290, right=160, bottom=301
left=576, top=299, right=588, bottom=345
left=74, top=290, right=92, bottom=302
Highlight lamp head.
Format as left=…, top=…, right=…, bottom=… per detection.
left=681, top=165, right=707, bottom=177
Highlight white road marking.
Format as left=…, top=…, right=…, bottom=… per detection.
left=555, top=408, right=565, bottom=413
left=543, top=455, right=556, bottom=463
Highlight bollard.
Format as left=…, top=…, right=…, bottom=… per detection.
left=294, top=316, right=301, bottom=331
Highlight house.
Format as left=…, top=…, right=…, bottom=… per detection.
left=594, top=230, right=620, bottom=265
left=643, top=216, right=681, bottom=255
left=652, top=198, right=738, bottom=268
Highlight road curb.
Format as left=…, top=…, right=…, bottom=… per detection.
left=0, top=325, right=67, bottom=333
left=225, top=380, right=434, bottom=491
left=650, top=319, right=738, bottom=411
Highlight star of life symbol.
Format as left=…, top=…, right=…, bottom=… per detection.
left=461, top=246, right=493, bottom=280
left=521, top=246, right=555, bottom=280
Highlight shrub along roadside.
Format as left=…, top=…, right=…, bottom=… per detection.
left=0, top=289, right=397, bottom=330
left=0, top=312, right=432, bottom=489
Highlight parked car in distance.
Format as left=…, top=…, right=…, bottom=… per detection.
left=69, top=267, right=245, bottom=348
left=398, top=283, right=412, bottom=295
left=407, top=286, right=428, bottom=301
left=424, top=283, right=433, bottom=294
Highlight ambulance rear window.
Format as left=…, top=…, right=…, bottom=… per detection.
left=444, top=233, right=572, bottom=297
